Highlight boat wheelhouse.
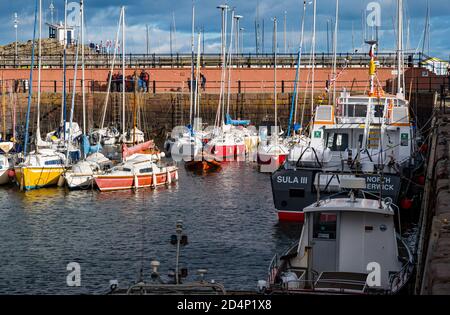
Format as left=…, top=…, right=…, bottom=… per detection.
left=264, top=183, right=414, bottom=295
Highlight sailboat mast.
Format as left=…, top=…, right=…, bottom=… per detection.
left=226, top=9, right=235, bottom=120
left=67, top=31, right=81, bottom=163
left=190, top=2, right=195, bottom=129
left=24, top=0, right=39, bottom=157
left=100, top=8, right=123, bottom=130
left=81, top=0, right=86, bottom=136
left=273, top=17, right=278, bottom=142
left=289, top=0, right=307, bottom=136
left=63, top=0, right=68, bottom=143
left=194, top=31, right=201, bottom=130
left=397, top=0, right=404, bottom=97
left=311, top=0, right=317, bottom=117
left=122, top=6, right=126, bottom=134
left=332, top=0, right=339, bottom=106
left=36, top=0, right=42, bottom=149
left=2, top=77, right=6, bottom=140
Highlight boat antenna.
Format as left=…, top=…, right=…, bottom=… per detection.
left=23, top=0, right=39, bottom=157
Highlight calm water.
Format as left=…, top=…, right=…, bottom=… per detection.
left=0, top=162, right=301, bottom=294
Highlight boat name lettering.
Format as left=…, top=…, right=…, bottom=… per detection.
left=366, top=176, right=391, bottom=184
left=277, top=176, right=308, bottom=185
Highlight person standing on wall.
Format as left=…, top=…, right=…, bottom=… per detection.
left=140, top=69, right=150, bottom=93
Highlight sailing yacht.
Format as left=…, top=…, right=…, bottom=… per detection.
left=15, top=0, right=66, bottom=191
left=257, top=18, right=289, bottom=173
left=204, top=7, right=252, bottom=162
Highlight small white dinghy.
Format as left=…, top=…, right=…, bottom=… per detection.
left=63, top=153, right=113, bottom=190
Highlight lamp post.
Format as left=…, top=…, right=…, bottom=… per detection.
left=234, top=15, right=243, bottom=55
left=14, top=13, right=18, bottom=67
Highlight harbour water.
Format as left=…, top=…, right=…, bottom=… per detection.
left=0, top=162, right=301, bottom=294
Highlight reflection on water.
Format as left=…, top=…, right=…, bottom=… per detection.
left=0, top=163, right=301, bottom=294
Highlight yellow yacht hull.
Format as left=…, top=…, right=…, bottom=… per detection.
left=15, top=166, right=65, bottom=191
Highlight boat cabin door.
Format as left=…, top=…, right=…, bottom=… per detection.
left=309, top=212, right=338, bottom=273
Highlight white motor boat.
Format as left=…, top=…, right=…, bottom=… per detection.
left=262, top=178, right=414, bottom=295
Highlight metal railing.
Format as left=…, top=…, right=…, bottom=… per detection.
left=0, top=52, right=427, bottom=69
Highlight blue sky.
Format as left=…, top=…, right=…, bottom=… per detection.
left=0, top=0, right=448, bottom=59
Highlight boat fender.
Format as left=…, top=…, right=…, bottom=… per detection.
left=57, top=175, right=65, bottom=188
left=133, top=174, right=139, bottom=190
left=152, top=172, right=157, bottom=189
left=7, top=169, right=15, bottom=179
left=175, top=170, right=179, bottom=182
left=166, top=170, right=172, bottom=185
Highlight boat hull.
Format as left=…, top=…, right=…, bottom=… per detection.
left=15, top=166, right=65, bottom=191
left=271, top=168, right=403, bottom=223
left=64, top=173, right=95, bottom=190
left=258, top=153, right=287, bottom=173
left=95, top=168, right=178, bottom=192
left=0, top=169, right=11, bottom=185
left=207, top=144, right=246, bottom=161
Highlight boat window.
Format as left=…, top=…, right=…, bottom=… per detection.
left=345, top=104, right=367, bottom=117
left=139, top=168, right=153, bottom=174
left=289, top=188, right=305, bottom=198
left=326, top=133, right=349, bottom=151
left=313, top=212, right=337, bottom=240
left=45, top=160, right=63, bottom=166
left=374, top=105, right=385, bottom=118
left=358, top=134, right=364, bottom=148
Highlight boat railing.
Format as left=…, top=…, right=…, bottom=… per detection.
left=109, top=281, right=227, bottom=295
left=267, top=253, right=279, bottom=285
left=389, top=237, right=415, bottom=294
left=295, top=146, right=323, bottom=168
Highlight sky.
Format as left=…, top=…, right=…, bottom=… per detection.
left=0, top=0, right=448, bottom=59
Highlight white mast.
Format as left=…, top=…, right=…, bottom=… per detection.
left=194, top=31, right=202, bottom=131
left=122, top=6, right=126, bottom=134
left=332, top=0, right=339, bottom=106
left=216, top=4, right=229, bottom=129
left=273, top=17, right=278, bottom=144
left=81, top=0, right=86, bottom=137
left=226, top=9, right=235, bottom=120
left=296, top=0, right=308, bottom=127
left=397, top=0, right=404, bottom=98
left=100, top=8, right=123, bottom=130
left=36, top=0, right=42, bottom=149
left=189, top=2, right=195, bottom=128
left=61, top=0, right=67, bottom=127
left=311, top=0, right=317, bottom=116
